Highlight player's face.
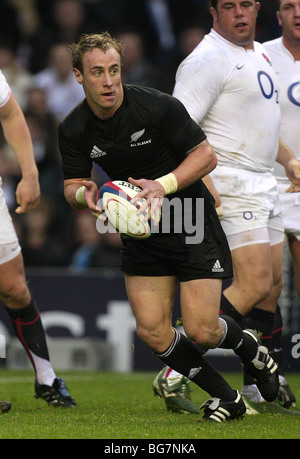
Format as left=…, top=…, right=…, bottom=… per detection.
left=277, top=0, right=300, bottom=43
left=74, top=47, right=123, bottom=119
left=210, top=1, right=260, bottom=49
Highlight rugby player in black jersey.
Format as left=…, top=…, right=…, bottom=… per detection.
left=58, top=32, right=279, bottom=422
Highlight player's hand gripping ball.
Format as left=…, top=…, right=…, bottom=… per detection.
left=98, top=180, right=151, bottom=238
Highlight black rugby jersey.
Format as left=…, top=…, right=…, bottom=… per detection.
left=58, top=84, right=214, bottom=208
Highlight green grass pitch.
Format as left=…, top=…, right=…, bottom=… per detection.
left=0, top=370, right=299, bottom=440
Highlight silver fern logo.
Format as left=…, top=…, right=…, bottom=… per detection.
left=131, top=129, right=145, bottom=142
left=130, top=129, right=151, bottom=147
left=188, top=366, right=202, bottom=379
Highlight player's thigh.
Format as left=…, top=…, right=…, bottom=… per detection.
left=124, top=274, right=178, bottom=345
left=270, top=239, right=284, bottom=285
left=288, top=236, right=300, bottom=286
left=223, top=242, right=275, bottom=314
left=180, top=277, right=222, bottom=347
left=232, top=242, right=273, bottom=282
left=254, top=240, right=284, bottom=312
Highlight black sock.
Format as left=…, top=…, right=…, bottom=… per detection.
left=155, top=329, right=237, bottom=401
left=243, top=308, right=275, bottom=351
left=219, top=315, right=258, bottom=363
left=272, top=305, right=284, bottom=375
left=5, top=299, right=51, bottom=376
left=220, top=293, right=244, bottom=323
left=242, top=308, right=275, bottom=385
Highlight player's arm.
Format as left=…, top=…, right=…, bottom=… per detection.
left=130, top=138, right=217, bottom=204
left=0, top=93, right=40, bottom=213
left=167, top=138, right=217, bottom=190
left=276, top=138, right=300, bottom=192
left=64, top=178, right=104, bottom=217
left=201, top=174, right=223, bottom=218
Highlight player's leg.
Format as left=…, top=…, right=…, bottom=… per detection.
left=240, top=240, right=284, bottom=403
left=289, top=235, right=300, bottom=300
left=222, top=240, right=274, bottom=317
left=273, top=235, right=300, bottom=408
left=213, top=167, right=281, bottom=319
left=180, top=276, right=278, bottom=403
left=125, top=274, right=246, bottom=421
left=0, top=251, right=76, bottom=407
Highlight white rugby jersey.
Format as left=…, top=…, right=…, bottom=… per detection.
left=263, top=37, right=300, bottom=183
left=173, top=29, right=281, bottom=172
left=0, top=70, right=11, bottom=108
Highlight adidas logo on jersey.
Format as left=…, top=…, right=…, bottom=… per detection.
left=90, top=145, right=107, bottom=158
left=212, top=259, right=224, bottom=273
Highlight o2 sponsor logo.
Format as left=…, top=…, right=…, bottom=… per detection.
left=257, top=71, right=279, bottom=103
left=243, top=211, right=257, bottom=220
left=288, top=80, right=300, bottom=107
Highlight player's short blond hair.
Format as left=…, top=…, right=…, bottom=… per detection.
left=70, top=32, right=124, bottom=73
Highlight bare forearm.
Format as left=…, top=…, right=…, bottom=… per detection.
left=1, top=95, right=37, bottom=178
left=173, top=139, right=217, bottom=191
left=276, top=138, right=300, bottom=182
left=64, top=178, right=101, bottom=214
left=276, top=138, right=296, bottom=167
left=64, top=179, right=89, bottom=210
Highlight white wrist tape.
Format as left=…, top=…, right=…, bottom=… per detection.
left=75, top=186, right=87, bottom=205
left=216, top=205, right=223, bottom=219
left=155, top=173, right=178, bottom=195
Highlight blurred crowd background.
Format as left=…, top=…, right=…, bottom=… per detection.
left=0, top=0, right=282, bottom=271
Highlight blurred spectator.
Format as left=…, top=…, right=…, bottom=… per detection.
left=124, top=0, right=210, bottom=64
left=256, top=0, right=281, bottom=43
left=0, top=39, right=33, bottom=109
left=28, top=0, right=96, bottom=74
left=179, top=24, right=208, bottom=57
left=90, top=231, right=122, bottom=269
left=0, top=106, right=63, bottom=209
left=33, top=42, right=84, bottom=120
left=70, top=210, right=101, bottom=271
left=83, top=0, right=129, bottom=36
left=25, top=86, right=58, bottom=126
left=156, top=24, right=208, bottom=94
left=70, top=211, right=122, bottom=271
left=0, top=1, right=21, bottom=51
left=6, top=0, right=40, bottom=40
left=18, top=197, right=72, bottom=267
left=24, top=113, right=63, bottom=196
left=116, top=30, right=159, bottom=87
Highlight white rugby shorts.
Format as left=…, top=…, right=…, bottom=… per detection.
left=277, top=182, right=300, bottom=242
left=0, top=180, right=21, bottom=264
left=210, top=165, right=284, bottom=250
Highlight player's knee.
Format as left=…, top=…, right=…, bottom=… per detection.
left=237, top=275, right=273, bottom=306
left=253, top=278, right=273, bottom=302
left=185, top=323, right=220, bottom=349
left=136, top=323, right=173, bottom=353
left=273, top=274, right=283, bottom=297
left=136, top=325, right=162, bottom=350
left=0, top=282, right=30, bottom=309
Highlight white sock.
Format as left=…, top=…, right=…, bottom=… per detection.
left=241, top=384, right=264, bottom=402
left=32, top=352, right=56, bottom=386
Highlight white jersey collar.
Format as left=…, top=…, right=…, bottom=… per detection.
left=210, top=28, right=255, bottom=53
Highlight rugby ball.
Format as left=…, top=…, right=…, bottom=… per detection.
left=98, top=180, right=151, bottom=238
